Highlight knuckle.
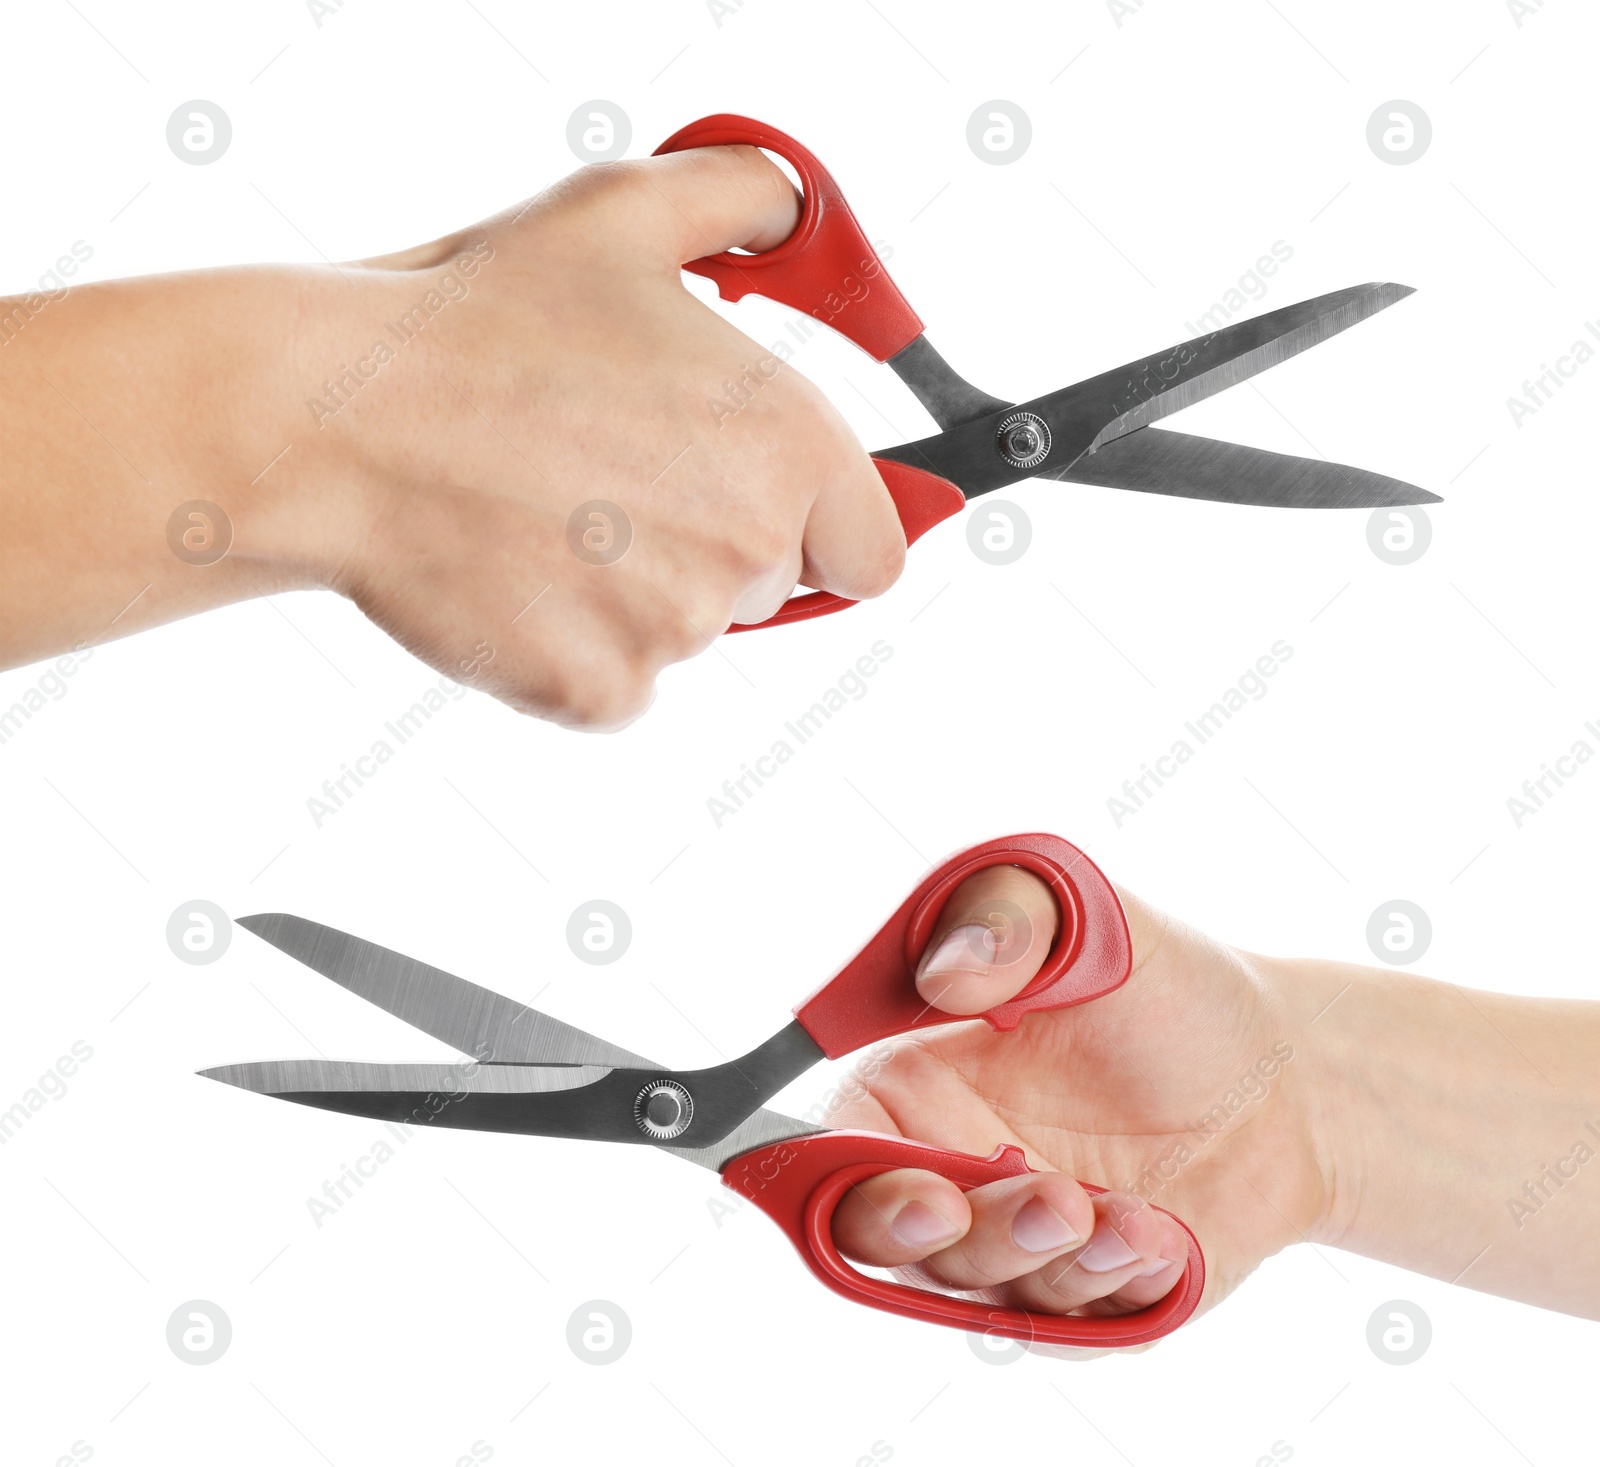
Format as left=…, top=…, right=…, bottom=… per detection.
left=567, top=159, right=651, bottom=204
left=645, top=592, right=728, bottom=658
left=851, top=529, right=906, bottom=600
left=541, top=655, right=653, bottom=731
left=660, top=610, right=718, bottom=659
left=730, top=523, right=795, bottom=580
left=854, top=493, right=909, bottom=598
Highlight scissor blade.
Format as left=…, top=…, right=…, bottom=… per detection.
left=226, top=916, right=828, bottom=1167
left=198, top=1059, right=613, bottom=1095
left=1082, top=282, right=1415, bottom=453
left=237, top=914, right=649, bottom=1068
left=874, top=283, right=1416, bottom=499
left=200, top=1056, right=634, bottom=1138
left=1044, top=426, right=1441, bottom=508
left=661, top=1108, right=823, bottom=1172
left=199, top=1056, right=821, bottom=1167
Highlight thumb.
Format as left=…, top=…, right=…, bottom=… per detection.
left=914, top=865, right=1060, bottom=1015
left=610, top=144, right=802, bottom=267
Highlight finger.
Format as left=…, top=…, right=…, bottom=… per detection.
left=914, top=864, right=1060, bottom=1014
left=634, top=150, right=902, bottom=610
left=1003, top=1191, right=1174, bottom=1315
left=832, top=1168, right=971, bottom=1267
left=1078, top=1210, right=1193, bottom=1316
left=721, top=380, right=904, bottom=620
left=792, top=424, right=906, bottom=604
left=905, top=1173, right=1093, bottom=1291
left=612, top=145, right=803, bottom=265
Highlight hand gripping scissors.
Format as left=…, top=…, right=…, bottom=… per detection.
left=203, top=833, right=1203, bottom=1348
left=652, top=115, right=1439, bottom=632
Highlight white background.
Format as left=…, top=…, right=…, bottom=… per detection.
left=2, top=1, right=1596, bottom=1463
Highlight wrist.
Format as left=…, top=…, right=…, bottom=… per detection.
left=1259, top=956, right=1391, bottom=1252
left=215, top=266, right=384, bottom=590
left=254, top=248, right=509, bottom=601
left=1222, top=951, right=1345, bottom=1250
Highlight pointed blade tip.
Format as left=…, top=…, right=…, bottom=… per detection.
left=195, top=1062, right=287, bottom=1096
left=195, top=1065, right=247, bottom=1088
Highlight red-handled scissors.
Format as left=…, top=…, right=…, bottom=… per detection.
left=202, top=833, right=1204, bottom=1348
left=653, top=115, right=1438, bottom=633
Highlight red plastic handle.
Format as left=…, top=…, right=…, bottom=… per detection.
left=653, top=114, right=924, bottom=362
left=653, top=116, right=961, bottom=634
left=723, top=1131, right=1205, bottom=1347
left=793, top=833, right=1131, bottom=1059
left=726, top=459, right=964, bottom=633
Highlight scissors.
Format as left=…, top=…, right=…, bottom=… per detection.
left=202, top=833, right=1204, bottom=1348
left=652, top=115, right=1438, bottom=632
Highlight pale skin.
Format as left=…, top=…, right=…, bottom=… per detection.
left=846, top=866, right=1600, bottom=1351
left=3, top=147, right=1597, bottom=1343
left=0, top=146, right=904, bottom=725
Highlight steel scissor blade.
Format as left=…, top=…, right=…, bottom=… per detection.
left=198, top=1059, right=613, bottom=1094
left=1081, top=282, right=1416, bottom=453
left=223, top=915, right=826, bottom=1171
left=236, top=914, right=649, bottom=1068
left=875, top=282, right=1417, bottom=500
left=199, top=1056, right=821, bottom=1170
left=202, top=1058, right=630, bottom=1138
left=1044, top=425, right=1441, bottom=508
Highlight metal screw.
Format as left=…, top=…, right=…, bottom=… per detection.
left=996, top=411, right=1051, bottom=469
left=634, top=1079, right=694, bottom=1140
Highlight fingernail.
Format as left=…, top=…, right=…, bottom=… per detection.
left=919, top=924, right=996, bottom=979
left=1138, top=1257, right=1181, bottom=1280
left=1011, top=1197, right=1080, bottom=1253
left=891, top=1200, right=961, bottom=1251
left=1075, top=1226, right=1141, bottom=1273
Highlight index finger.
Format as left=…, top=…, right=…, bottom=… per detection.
left=913, top=864, right=1059, bottom=1015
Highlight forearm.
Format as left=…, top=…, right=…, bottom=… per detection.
left=1276, top=955, right=1600, bottom=1316
left=0, top=267, right=350, bottom=667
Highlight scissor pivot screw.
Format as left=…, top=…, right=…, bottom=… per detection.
left=634, top=1079, right=694, bottom=1140
left=997, top=412, right=1051, bottom=470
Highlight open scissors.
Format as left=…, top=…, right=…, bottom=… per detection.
left=202, top=833, right=1203, bottom=1348
left=653, top=115, right=1438, bottom=632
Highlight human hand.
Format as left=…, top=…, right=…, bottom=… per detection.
left=0, top=147, right=906, bottom=723
left=828, top=854, right=1600, bottom=1347
left=285, top=146, right=905, bottom=727
left=827, top=864, right=1317, bottom=1354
